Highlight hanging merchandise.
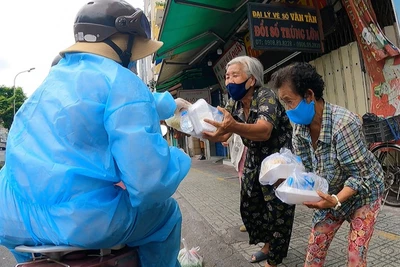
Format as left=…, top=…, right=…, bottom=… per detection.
left=343, top=0, right=400, bottom=116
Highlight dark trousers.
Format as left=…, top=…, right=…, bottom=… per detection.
left=240, top=180, right=295, bottom=266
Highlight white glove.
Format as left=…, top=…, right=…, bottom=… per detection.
left=174, top=98, right=192, bottom=114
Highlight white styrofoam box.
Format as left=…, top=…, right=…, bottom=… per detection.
left=188, top=99, right=222, bottom=135
left=275, top=186, right=322, bottom=205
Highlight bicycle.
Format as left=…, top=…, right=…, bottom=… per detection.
left=363, top=113, right=400, bottom=207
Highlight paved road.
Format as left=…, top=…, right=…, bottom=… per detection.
left=0, top=247, right=14, bottom=267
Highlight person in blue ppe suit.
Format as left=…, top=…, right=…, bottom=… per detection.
left=0, top=0, right=191, bottom=266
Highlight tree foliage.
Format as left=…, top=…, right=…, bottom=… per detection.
left=0, top=86, right=28, bottom=129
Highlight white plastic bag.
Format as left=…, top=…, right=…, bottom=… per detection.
left=228, top=134, right=244, bottom=172
left=259, top=148, right=305, bottom=185
left=165, top=115, right=182, bottom=131
left=275, top=170, right=329, bottom=205
left=178, top=238, right=203, bottom=267
left=165, top=98, right=192, bottom=132
left=188, top=99, right=223, bottom=135
left=165, top=101, right=203, bottom=138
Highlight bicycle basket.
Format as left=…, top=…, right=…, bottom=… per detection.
left=362, top=114, right=400, bottom=143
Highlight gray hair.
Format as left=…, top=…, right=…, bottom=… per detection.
left=226, top=56, right=264, bottom=87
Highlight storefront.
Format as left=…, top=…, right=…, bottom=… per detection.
left=156, top=0, right=400, bottom=160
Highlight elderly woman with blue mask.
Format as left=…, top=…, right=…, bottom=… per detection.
left=203, top=56, right=295, bottom=267
left=270, top=62, right=384, bottom=267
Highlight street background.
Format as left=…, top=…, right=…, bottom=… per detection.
left=1, top=158, right=399, bottom=266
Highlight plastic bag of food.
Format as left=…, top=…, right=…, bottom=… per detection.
left=165, top=98, right=192, bottom=132
left=165, top=115, right=182, bottom=132
left=178, top=238, right=203, bottom=267
left=275, top=170, right=329, bottom=205
left=259, top=148, right=305, bottom=185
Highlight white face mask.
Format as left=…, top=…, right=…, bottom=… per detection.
left=128, top=61, right=137, bottom=74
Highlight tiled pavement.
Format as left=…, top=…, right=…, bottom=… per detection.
left=178, top=159, right=400, bottom=267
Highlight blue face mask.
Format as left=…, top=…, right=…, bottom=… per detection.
left=128, top=61, right=137, bottom=74
left=286, top=99, right=316, bottom=125
left=226, top=79, right=249, bottom=101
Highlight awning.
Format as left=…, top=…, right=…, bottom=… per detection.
left=156, top=47, right=205, bottom=85
left=155, top=0, right=250, bottom=61
left=156, top=68, right=204, bottom=92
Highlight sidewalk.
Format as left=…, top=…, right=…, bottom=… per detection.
left=177, top=159, right=400, bottom=267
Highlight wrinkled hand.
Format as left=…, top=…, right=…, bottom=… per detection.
left=303, top=191, right=337, bottom=209
left=202, top=107, right=236, bottom=141
left=174, top=98, right=191, bottom=114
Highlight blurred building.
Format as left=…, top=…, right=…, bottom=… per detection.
left=139, top=0, right=165, bottom=90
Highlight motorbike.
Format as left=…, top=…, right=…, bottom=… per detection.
left=14, top=244, right=140, bottom=267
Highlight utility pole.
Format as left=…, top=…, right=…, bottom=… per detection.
left=13, top=67, right=35, bottom=116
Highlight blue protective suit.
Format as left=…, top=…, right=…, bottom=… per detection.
left=0, top=53, right=191, bottom=266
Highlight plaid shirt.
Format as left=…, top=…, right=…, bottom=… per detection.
left=292, top=102, right=384, bottom=225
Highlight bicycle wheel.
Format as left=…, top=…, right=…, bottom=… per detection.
left=370, top=143, right=400, bottom=207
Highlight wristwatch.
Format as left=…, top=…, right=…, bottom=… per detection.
left=331, top=194, right=341, bottom=210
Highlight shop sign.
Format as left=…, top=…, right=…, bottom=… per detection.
left=213, top=42, right=247, bottom=92
left=247, top=2, right=323, bottom=52
left=177, top=89, right=211, bottom=104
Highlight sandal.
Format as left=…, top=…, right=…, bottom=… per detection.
left=250, top=250, right=268, bottom=263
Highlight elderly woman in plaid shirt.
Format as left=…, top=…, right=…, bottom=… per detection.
left=270, top=62, right=384, bottom=267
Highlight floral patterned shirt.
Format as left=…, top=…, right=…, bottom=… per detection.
left=292, top=101, right=385, bottom=225
left=225, top=87, right=292, bottom=200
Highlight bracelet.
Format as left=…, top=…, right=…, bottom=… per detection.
left=331, top=194, right=341, bottom=210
